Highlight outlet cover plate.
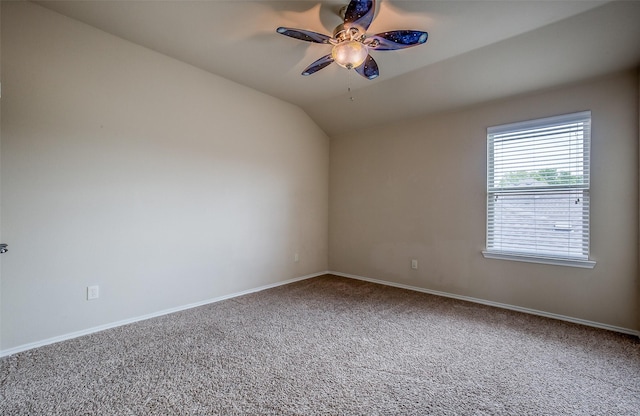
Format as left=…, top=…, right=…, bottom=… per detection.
left=87, top=285, right=99, bottom=300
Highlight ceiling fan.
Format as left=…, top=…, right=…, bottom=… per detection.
left=276, top=0, right=428, bottom=80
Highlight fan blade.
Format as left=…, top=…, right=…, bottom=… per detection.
left=367, top=30, right=428, bottom=51
left=354, top=54, right=379, bottom=80
left=343, top=0, right=376, bottom=31
left=276, top=27, right=331, bottom=44
left=302, top=54, right=334, bottom=76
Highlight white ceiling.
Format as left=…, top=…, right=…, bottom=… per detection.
left=34, top=0, right=640, bottom=136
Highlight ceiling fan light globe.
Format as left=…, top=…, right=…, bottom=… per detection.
left=332, top=40, right=368, bottom=70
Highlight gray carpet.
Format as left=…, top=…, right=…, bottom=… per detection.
left=1, top=274, right=639, bottom=415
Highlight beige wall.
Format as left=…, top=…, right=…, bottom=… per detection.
left=0, top=2, right=329, bottom=351
left=330, top=70, right=639, bottom=331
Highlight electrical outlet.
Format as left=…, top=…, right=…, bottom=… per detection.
left=411, top=259, right=418, bottom=270
left=294, top=253, right=299, bottom=263
left=87, top=285, right=99, bottom=300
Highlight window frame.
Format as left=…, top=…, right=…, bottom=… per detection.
left=482, top=111, right=596, bottom=269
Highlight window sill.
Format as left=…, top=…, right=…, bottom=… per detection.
left=482, top=251, right=596, bottom=269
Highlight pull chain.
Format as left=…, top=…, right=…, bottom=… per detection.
left=348, top=69, right=355, bottom=102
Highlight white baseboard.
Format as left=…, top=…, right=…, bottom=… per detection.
left=331, top=271, right=640, bottom=337
left=3, top=270, right=636, bottom=357
left=0, top=271, right=326, bottom=358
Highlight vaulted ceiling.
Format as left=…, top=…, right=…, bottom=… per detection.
left=35, top=0, right=640, bottom=136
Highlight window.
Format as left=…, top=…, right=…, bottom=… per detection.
left=483, top=111, right=595, bottom=268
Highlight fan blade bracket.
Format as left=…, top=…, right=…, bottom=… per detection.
left=367, top=30, right=428, bottom=51
left=276, top=27, right=332, bottom=44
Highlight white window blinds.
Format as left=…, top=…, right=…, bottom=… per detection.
left=486, top=111, right=591, bottom=262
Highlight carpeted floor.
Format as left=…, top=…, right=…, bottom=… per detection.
left=1, top=274, right=639, bottom=415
